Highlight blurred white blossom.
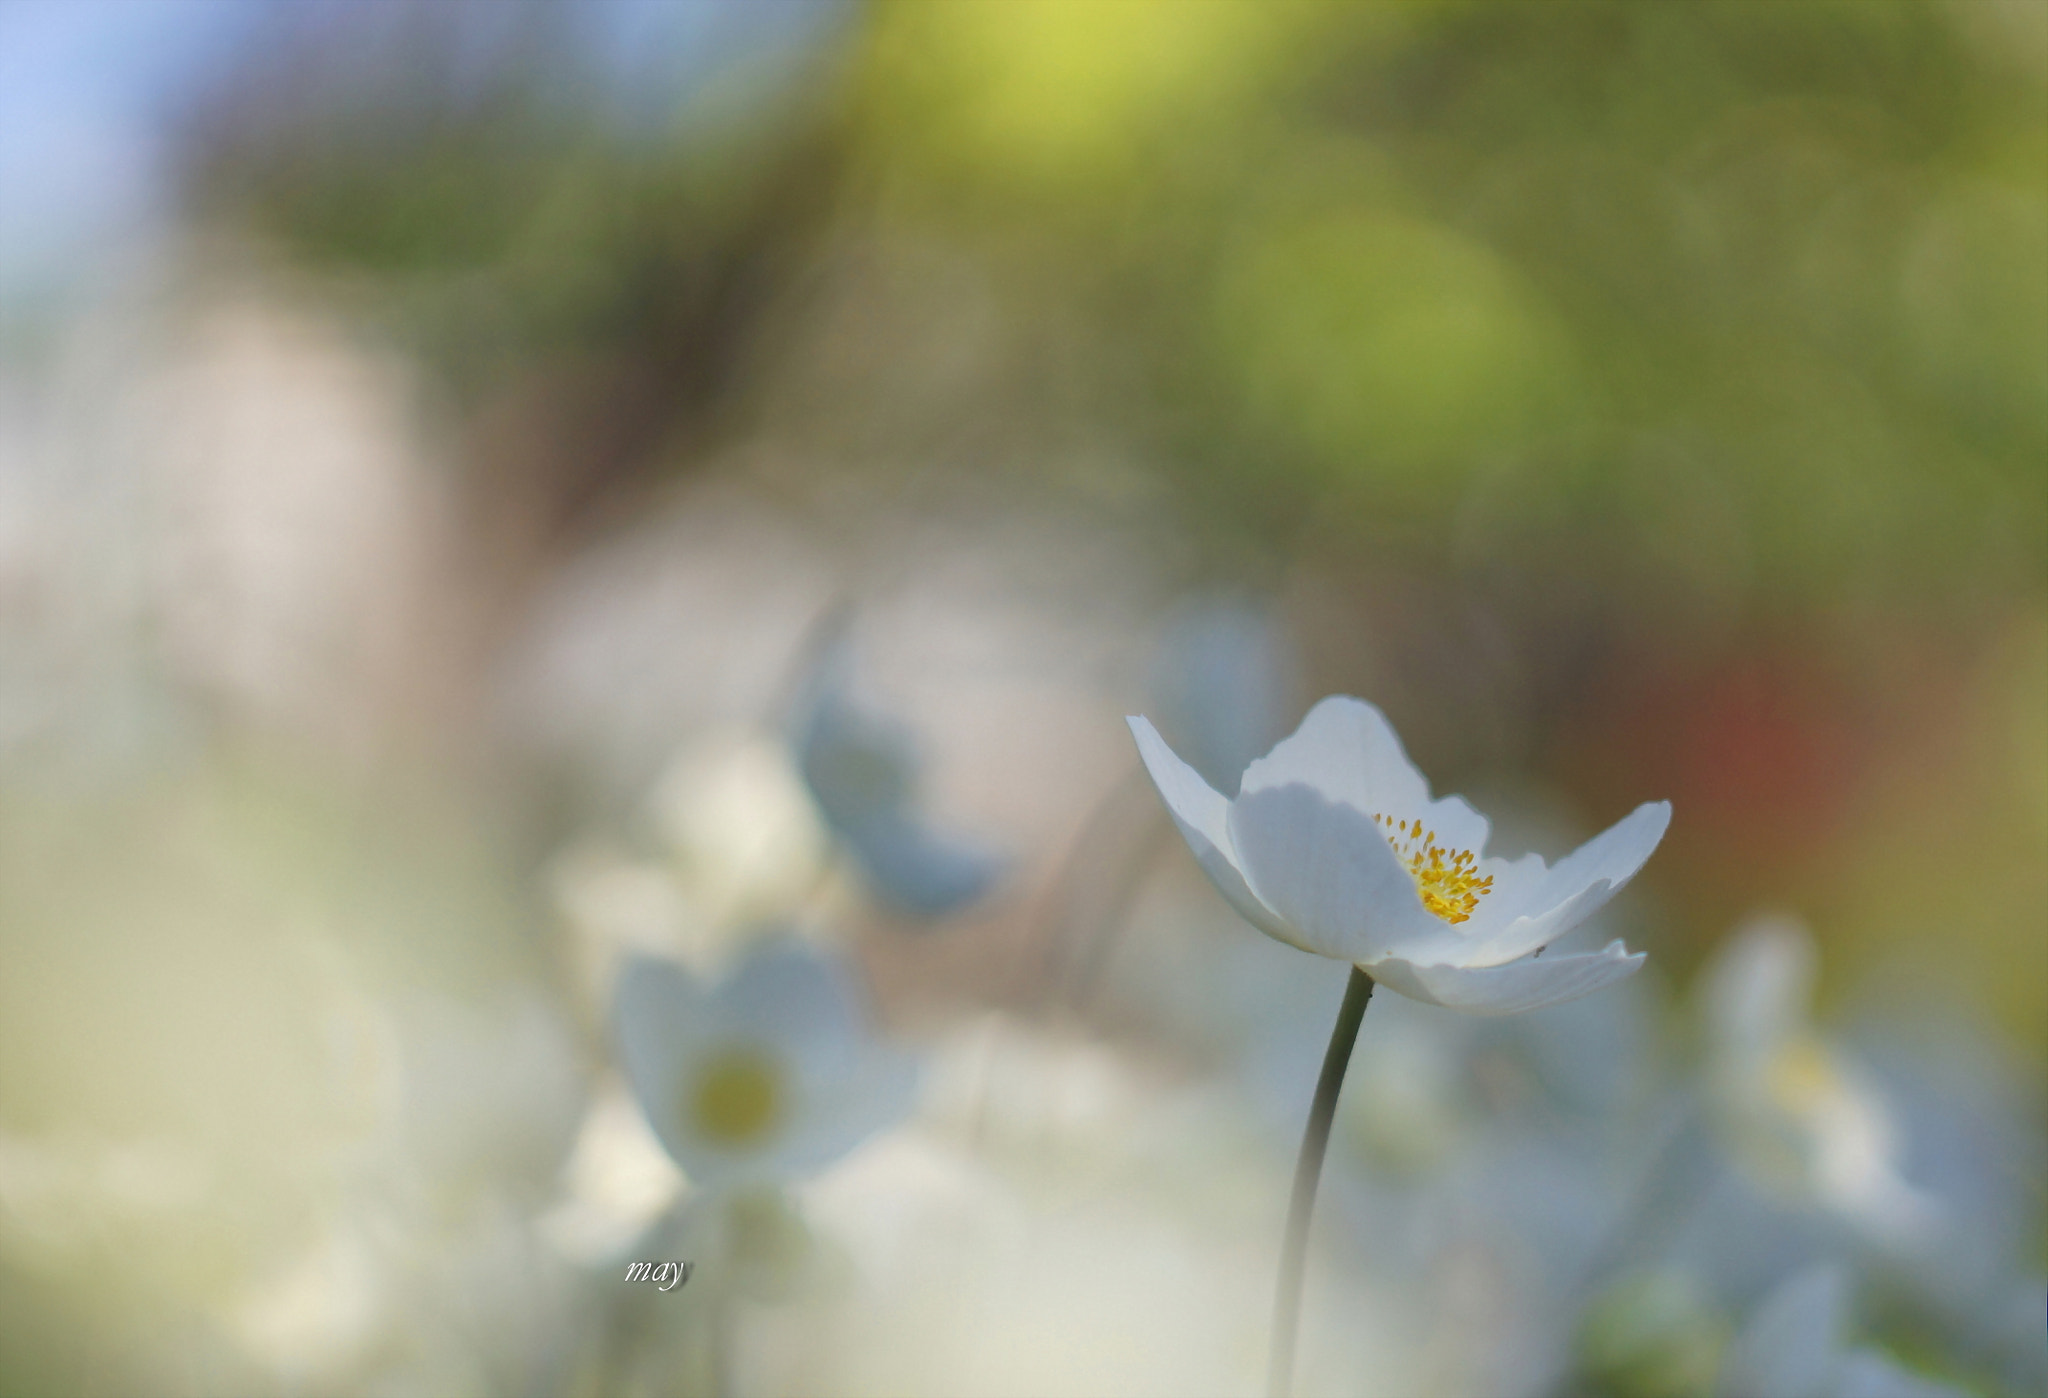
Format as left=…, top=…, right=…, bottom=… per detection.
left=1703, top=917, right=1937, bottom=1248
left=652, top=730, right=837, bottom=931
left=539, top=1080, right=685, bottom=1267
left=793, top=629, right=1005, bottom=919
left=612, top=940, right=917, bottom=1191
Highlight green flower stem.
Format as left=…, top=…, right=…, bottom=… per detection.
left=1268, top=965, right=1375, bottom=1398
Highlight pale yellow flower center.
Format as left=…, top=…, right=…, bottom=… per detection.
left=688, top=1046, right=785, bottom=1147
left=1764, top=1037, right=1841, bottom=1115
left=1373, top=814, right=1494, bottom=924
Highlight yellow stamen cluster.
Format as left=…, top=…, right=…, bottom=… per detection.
left=1373, top=813, right=1494, bottom=924
left=689, top=1046, right=784, bottom=1147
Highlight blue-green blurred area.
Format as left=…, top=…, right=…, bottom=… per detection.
left=1, top=1, right=2043, bottom=1394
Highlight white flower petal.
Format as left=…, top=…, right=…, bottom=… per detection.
left=612, top=955, right=707, bottom=1160
left=799, top=701, right=919, bottom=831
left=1127, top=716, right=1295, bottom=946
left=1453, top=850, right=1550, bottom=939
left=794, top=631, right=999, bottom=918
left=714, top=940, right=862, bottom=1081
left=1228, top=782, right=1458, bottom=965
left=842, top=814, right=1003, bottom=919
left=615, top=943, right=916, bottom=1188
left=1366, top=940, right=1645, bottom=1016
left=1238, top=696, right=1493, bottom=853
left=1133, top=695, right=1669, bottom=1017
left=778, top=1046, right=920, bottom=1175
left=1532, top=799, right=1670, bottom=912
left=1470, top=876, right=1624, bottom=968
left=1239, top=695, right=1427, bottom=816
left=1472, top=801, right=1670, bottom=964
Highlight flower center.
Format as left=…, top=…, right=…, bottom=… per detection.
left=688, top=1046, right=785, bottom=1147
left=1764, top=1038, right=1841, bottom=1115
left=1373, top=814, right=1494, bottom=924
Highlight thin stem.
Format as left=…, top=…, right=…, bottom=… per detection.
left=1268, top=965, right=1375, bottom=1398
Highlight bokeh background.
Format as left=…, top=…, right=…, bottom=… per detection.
left=1, top=2, right=2042, bottom=1395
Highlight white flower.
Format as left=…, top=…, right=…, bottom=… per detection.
left=1715, top=1266, right=1966, bottom=1398
left=792, top=635, right=1002, bottom=918
left=612, top=941, right=917, bottom=1190
left=649, top=732, right=833, bottom=927
left=1702, top=916, right=1936, bottom=1246
left=1128, top=695, right=1669, bottom=1015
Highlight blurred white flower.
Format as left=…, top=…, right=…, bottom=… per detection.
left=1715, top=1266, right=1965, bottom=1398
left=793, top=633, right=1003, bottom=919
left=1129, top=695, right=1669, bottom=1014
left=650, top=731, right=834, bottom=928
left=551, top=842, right=696, bottom=956
left=538, top=1081, right=684, bottom=1267
left=549, top=730, right=837, bottom=1011
left=1845, top=1015, right=2048, bottom=1393
left=1703, top=917, right=1937, bottom=1247
left=612, top=941, right=917, bottom=1191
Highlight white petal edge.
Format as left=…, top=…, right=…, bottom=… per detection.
left=1239, top=696, right=1427, bottom=818
left=1366, top=940, right=1646, bottom=1016
left=1238, top=696, right=1496, bottom=855
left=1127, top=716, right=1297, bottom=947
left=1472, top=801, right=1671, bottom=964
left=1468, top=876, right=1626, bottom=969
left=1531, top=799, right=1670, bottom=913
left=1228, top=781, right=1461, bottom=965
left=612, top=955, right=708, bottom=1160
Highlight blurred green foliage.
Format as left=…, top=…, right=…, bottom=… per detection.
left=861, top=0, right=2046, bottom=601
left=198, top=1, right=2047, bottom=591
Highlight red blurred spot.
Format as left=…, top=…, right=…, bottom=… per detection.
left=1593, top=647, right=1876, bottom=873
